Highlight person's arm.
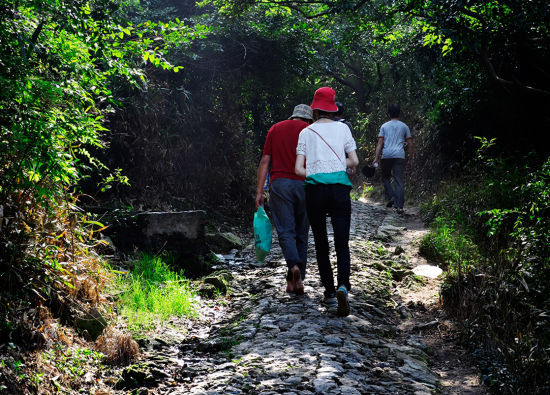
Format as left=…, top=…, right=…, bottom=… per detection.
left=255, top=154, right=271, bottom=209
left=406, top=137, right=414, bottom=170
left=295, top=154, right=306, bottom=178
left=346, top=150, right=359, bottom=171
left=373, top=136, right=384, bottom=165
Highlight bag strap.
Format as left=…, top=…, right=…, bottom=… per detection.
left=307, top=127, right=343, bottom=163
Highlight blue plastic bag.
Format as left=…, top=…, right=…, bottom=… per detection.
left=253, top=206, right=272, bottom=265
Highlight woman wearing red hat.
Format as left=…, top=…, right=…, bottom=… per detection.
left=295, top=87, right=359, bottom=317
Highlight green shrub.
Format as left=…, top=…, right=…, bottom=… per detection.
left=0, top=0, right=207, bottom=347
left=421, top=139, right=550, bottom=392
left=419, top=217, right=481, bottom=273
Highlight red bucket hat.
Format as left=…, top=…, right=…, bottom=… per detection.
left=310, top=87, right=338, bottom=112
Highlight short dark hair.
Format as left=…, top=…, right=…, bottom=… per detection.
left=314, top=109, right=335, bottom=118
left=388, top=103, right=400, bottom=118
left=335, top=101, right=344, bottom=116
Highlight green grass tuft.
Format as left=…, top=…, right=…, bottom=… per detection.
left=114, top=254, right=198, bottom=330
left=351, top=184, right=374, bottom=200
left=419, top=217, right=481, bottom=275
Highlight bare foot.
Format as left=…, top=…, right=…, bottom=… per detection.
left=291, top=265, right=304, bottom=295
left=286, top=279, right=295, bottom=293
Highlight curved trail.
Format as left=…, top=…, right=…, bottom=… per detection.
left=137, top=199, right=485, bottom=394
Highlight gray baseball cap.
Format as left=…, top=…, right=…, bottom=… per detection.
left=289, top=104, right=313, bottom=121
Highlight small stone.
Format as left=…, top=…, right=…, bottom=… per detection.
left=284, top=376, right=303, bottom=385
left=323, top=335, right=343, bottom=346
left=75, top=308, right=107, bottom=340
left=313, top=378, right=337, bottom=393
left=203, top=274, right=228, bottom=295
left=339, top=386, right=362, bottom=395
left=393, top=246, right=405, bottom=255
left=206, top=232, right=244, bottom=253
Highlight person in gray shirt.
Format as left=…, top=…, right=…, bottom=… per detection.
left=373, top=104, right=414, bottom=214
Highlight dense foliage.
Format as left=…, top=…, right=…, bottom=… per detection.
left=420, top=139, right=550, bottom=392
left=94, top=0, right=440, bottom=213
left=1, top=0, right=549, bottom=392
left=0, top=2, right=205, bottom=388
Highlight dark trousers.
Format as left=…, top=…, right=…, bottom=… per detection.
left=305, top=183, right=352, bottom=295
left=270, top=178, right=309, bottom=280
left=381, top=158, right=405, bottom=209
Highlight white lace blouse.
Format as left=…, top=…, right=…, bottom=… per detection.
left=296, top=120, right=356, bottom=178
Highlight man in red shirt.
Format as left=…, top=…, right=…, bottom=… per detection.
left=255, top=104, right=313, bottom=295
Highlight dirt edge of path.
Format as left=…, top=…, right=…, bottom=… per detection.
left=383, top=201, right=487, bottom=394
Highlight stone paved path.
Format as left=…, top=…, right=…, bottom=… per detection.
left=135, top=199, right=484, bottom=394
